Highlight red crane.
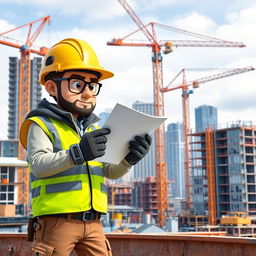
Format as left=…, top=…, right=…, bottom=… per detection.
left=162, top=66, right=255, bottom=216
left=108, top=0, right=245, bottom=226
left=0, top=16, right=50, bottom=211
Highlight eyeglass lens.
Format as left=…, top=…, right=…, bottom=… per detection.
left=69, top=79, right=100, bottom=95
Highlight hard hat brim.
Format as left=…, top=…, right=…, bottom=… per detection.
left=40, top=65, right=114, bottom=85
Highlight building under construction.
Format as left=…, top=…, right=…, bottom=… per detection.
left=107, top=177, right=160, bottom=223
left=190, top=121, right=256, bottom=224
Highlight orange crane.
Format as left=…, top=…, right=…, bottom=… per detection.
left=108, top=0, right=245, bottom=226
left=161, top=66, right=255, bottom=223
left=0, top=16, right=50, bottom=211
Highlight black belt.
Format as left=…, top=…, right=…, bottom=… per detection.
left=42, top=211, right=102, bottom=221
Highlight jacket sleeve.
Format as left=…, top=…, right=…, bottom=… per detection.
left=103, top=159, right=132, bottom=179
left=28, top=121, right=133, bottom=179
left=27, top=122, right=75, bottom=178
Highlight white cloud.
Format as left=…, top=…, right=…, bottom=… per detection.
left=0, top=19, right=15, bottom=31
left=226, top=12, right=239, bottom=24
left=171, top=12, right=217, bottom=35
left=218, top=5, right=256, bottom=43
left=96, top=64, right=153, bottom=114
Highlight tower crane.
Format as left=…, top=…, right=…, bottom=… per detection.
left=0, top=16, right=50, bottom=212
left=161, top=66, right=255, bottom=224
left=108, top=0, right=245, bottom=226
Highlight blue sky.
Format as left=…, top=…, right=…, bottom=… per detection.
left=0, top=0, right=256, bottom=139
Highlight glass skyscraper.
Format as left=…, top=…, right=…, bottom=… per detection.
left=132, top=101, right=156, bottom=180
left=166, top=123, right=185, bottom=199
left=195, top=105, right=218, bottom=132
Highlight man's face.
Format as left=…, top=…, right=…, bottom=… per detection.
left=56, top=71, right=99, bottom=118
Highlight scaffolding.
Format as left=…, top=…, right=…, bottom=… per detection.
left=205, top=128, right=217, bottom=225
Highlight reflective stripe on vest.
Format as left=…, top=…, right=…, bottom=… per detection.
left=26, top=116, right=107, bottom=217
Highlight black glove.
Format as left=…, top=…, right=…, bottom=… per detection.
left=125, top=134, right=152, bottom=165
left=70, top=128, right=111, bottom=164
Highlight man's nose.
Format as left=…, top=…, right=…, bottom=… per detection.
left=81, top=85, right=93, bottom=98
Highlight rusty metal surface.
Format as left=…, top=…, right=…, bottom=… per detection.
left=169, top=231, right=227, bottom=236
left=0, top=233, right=256, bottom=256
left=108, top=233, right=256, bottom=256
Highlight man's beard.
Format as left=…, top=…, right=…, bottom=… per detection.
left=57, top=86, right=95, bottom=117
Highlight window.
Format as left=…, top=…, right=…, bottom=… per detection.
left=0, top=167, right=16, bottom=204
left=0, top=194, right=6, bottom=200
left=8, top=194, right=14, bottom=201
left=0, top=185, right=7, bottom=192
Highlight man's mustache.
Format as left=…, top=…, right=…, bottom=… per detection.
left=74, top=100, right=93, bottom=109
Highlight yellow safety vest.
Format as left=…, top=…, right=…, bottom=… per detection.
left=20, top=116, right=107, bottom=217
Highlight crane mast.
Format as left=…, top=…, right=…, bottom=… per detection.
left=181, top=70, right=192, bottom=209
left=152, top=44, right=169, bottom=225
left=117, top=0, right=168, bottom=226
left=0, top=16, right=50, bottom=212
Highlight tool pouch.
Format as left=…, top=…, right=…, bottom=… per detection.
left=27, top=217, right=36, bottom=242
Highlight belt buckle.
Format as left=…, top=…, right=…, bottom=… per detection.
left=82, top=211, right=95, bottom=221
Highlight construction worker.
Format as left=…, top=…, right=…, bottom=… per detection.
left=20, top=38, right=152, bottom=256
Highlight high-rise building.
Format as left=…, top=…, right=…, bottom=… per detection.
left=132, top=101, right=156, bottom=180
left=195, top=105, right=217, bottom=132
left=166, top=123, right=185, bottom=199
left=190, top=121, right=256, bottom=221
left=8, top=57, right=42, bottom=139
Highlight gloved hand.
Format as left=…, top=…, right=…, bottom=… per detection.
left=70, top=128, right=111, bottom=164
left=125, top=134, right=152, bottom=165
left=79, top=128, right=111, bottom=161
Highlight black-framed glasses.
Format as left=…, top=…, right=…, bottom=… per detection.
left=53, top=77, right=102, bottom=96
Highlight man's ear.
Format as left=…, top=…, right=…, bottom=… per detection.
left=45, top=80, right=58, bottom=97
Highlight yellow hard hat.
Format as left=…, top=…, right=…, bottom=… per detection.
left=39, top=38, right=114, bottom=85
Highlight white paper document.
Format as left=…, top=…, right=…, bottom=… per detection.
left=97, top=103, right=167, bottom=164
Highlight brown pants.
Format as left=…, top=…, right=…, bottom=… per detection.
left=31, top=215, right=112, bottom=256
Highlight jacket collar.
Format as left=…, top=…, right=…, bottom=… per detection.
left=26, top=98, right=100, bottom=133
